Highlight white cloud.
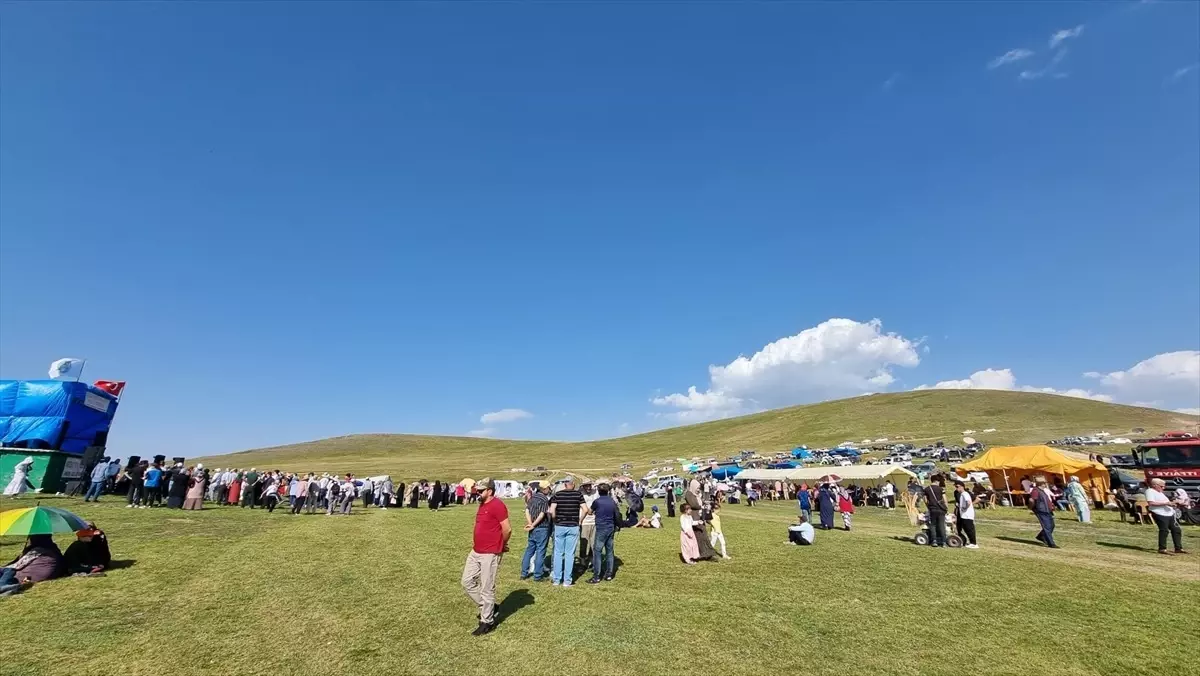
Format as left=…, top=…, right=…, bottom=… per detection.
left=1085, top=351, right=1200, bottom=410
left=1167, top=63, right=1199, bottom=85
left=467, top=428, right=496, bottom=437
left=652, top=318, right=920, bottom=422
left=988, top=48, right=1035, bottom=69
left=1019, top=48, right=1069, bottom=80
left=917, top=368, right=1017, bottom=391
left=479, top=408, right=533, bottom=425
left=1049, top=25, right=1084, bottom=49
left=916, top=368, right=1111, bottom=401
left=1176, top=408, right=1200, bottom=416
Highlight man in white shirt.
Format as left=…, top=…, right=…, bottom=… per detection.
left=1145, top=479, right=1188, bottom=555
left=788, top=515, right=815, bottom=545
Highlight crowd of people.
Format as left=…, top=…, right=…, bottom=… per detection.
left=79, top=458, right=486, bottom=515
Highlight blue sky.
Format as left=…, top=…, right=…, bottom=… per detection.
left=2, top=2, right=1198, bottom=456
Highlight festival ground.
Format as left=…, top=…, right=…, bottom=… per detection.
left=2, top=495, right=1196, bottom=676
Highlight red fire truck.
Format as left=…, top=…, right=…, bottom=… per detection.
left=1132, top=431, right=1200, bottom=524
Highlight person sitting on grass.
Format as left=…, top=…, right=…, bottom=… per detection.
left=648, top=505, right=662, bottom=529
left=0, top=534, right=66, bottom=595
left=788, top=515, right=815, bottom=546
left=65, top=524, right=111, bottom=575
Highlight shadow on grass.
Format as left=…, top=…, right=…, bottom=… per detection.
left=107, top=559, right=137, bottom=570
left=995, top=536, right=1046, bottom=547
left=889, top=536, right=916, bottom=544
left=1096, top=541, right=1154, bottom=553
left=495, top=588, right=534, bottom=626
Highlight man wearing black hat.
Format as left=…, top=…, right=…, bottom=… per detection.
left=462, top=478, right=511, bottom=636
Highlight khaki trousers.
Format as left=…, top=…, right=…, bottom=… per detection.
left=462, top=551, right=502, bottom=624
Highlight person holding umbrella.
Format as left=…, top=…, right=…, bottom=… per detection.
left=0, top=505, right=89, bottom=595
left=816, top=482, right=836, bottom=530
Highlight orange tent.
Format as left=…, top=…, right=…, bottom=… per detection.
left=955, top=445, right=1110, bottom=496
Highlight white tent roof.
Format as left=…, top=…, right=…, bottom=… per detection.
left=736, top=465, right=917, bottom=486
left=733, top=469, right=796, bottom=481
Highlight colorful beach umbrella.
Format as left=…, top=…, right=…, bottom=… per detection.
left=0, top=505, right=89, bottom=537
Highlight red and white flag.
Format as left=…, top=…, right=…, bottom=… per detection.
left=93, top=380, right=126, bottom=397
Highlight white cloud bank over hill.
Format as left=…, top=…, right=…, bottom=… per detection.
left=921, top=350, right=1200, bottom=411
left=652, top=318, right=920, bottom=421
left=652, top=318, right=1199, bottom=423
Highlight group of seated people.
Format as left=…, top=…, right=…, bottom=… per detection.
left=0, top=523, right=111, bottom=596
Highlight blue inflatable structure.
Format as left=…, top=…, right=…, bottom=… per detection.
left=0, top=380, right=119, bottom=455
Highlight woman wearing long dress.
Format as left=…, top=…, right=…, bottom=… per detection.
left=183, top=469, right=205, bottom=510
left=817, top=484, right=836, bottom=530
left=227, top=474, right=242, bottom=506
left=429, top=481, right=441, bottom=511
left=3, top=457, right=35, bottom=496
left=666, top=486, right=676, bottom=517
left=679, top=504, right=700, bottom=564
left=166, top=468, right=189, bottom=509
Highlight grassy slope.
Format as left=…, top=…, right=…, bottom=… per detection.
left=1, top=495, right=1196, bottom=676
left=194, top=390, right=1199, bottom=480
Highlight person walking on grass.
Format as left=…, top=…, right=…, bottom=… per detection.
left=587, top=483, right=621, bottom=583
left=1029, top=477, right=1058, bottom=548
left=520, top=482, right=551, bottom=582
left=922, top=477, right=948, bottom=547
left=797, top=483, right=812, bottom=524
left=1145, top=478, right=1189, bottom=556
left=679, top=504, right=700, bottom=564
left=709, top=501, right=730, bottom=560
left=548, top=478, right=587, bottom=587
left=578, top=483, right=598, bottom=573
left=1065, top=476, right=1091, bottom=524
left=838, top=487, right=854, bottom=532
left=817, top=483, right=835, bottom=530
left=84, top=458, right=109, bottom=502
left=953, top=481, right=979, bottom=549
left=462, top=478, right=510, bottom=636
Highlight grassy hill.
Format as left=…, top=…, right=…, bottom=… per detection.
left=193, top=390, right=1199, bottom=481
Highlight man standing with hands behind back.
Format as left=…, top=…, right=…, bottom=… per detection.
left=463, top=478, right=511, bottom=636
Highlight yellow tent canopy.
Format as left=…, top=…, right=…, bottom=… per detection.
left=954, top=445, right=1109, bottom=496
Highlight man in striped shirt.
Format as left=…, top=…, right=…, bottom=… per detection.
left=520, top=482, right=552, bottom=581
left=549, top=478, right=589, bottom=587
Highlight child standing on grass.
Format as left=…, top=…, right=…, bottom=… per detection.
left=679, top=504, right=699, bottom=564
left=838, top=488, right=854, bottom=531
left=709, top=502, right=730, bottom=560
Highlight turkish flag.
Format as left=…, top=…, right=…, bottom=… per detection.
left=94, top=380, right=126, bottom=397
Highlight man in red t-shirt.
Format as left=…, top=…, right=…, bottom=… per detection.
left=461, top=478, right=511, bottom=636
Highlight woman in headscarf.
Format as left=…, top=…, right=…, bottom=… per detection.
left=0, top=534, right=65, bottom=593
left=167, top=464, right=189, bottom=509
left=665, top=482, right=676, bottom=517
left=679, top=504, right=701, bottom=564
left=1065, top=476, right=1091, bottom=523
left=227, top=471, right=242, bottom=506
left=817, top=483, right=836, bottom=530
left=3, top=457, right=35, bottom=496
left=429, top=480, right=441, bottom=511
left=183, top=467, right=205, bottom=510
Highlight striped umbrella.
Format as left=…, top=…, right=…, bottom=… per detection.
left=0, top=505, right=90, bottom=537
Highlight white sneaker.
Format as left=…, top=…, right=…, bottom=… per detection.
left=965, top=544, right=979, bottom=549
left=552, top=581, right=561, bottom=587
left=125, top=504, right=133, bottom=508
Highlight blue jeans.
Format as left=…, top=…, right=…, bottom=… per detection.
left=84, top=481, right=104, bottom=502
left=551, top=525, right=580, bottom=584
left=0, top=568, right=16, bottom=587
left=800, top=508, right=811, bottom=524
left=591, top=527, right=615, bottom=578
left=1035, top=512, right=1056, bottom=547
left=521, top=526, right=550, bottom=580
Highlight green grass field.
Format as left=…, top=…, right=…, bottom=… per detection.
left=2, top=493, right=1197, bottom=676
left=194, top=391, right=1199, bottom=482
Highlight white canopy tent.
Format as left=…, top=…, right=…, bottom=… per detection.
left=735, top=465, right=917, bottom=487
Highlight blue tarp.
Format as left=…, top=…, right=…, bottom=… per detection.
left=710, top=465, right=742, bottom=480
left=0, top=380, right=118, bottom=454
left=768, top=460, right=800, bottom=469
left=791, top=446, right=812, bottom=459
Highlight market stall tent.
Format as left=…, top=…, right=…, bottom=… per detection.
left=785, top=464, right=917, bottom=487
left=953, top=445, right=1109, bottom=495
